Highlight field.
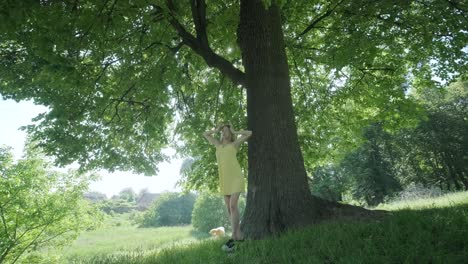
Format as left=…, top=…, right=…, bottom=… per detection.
left=45, top=191, right=468, bottom=264
left=43, top=213, right=209, bottom=263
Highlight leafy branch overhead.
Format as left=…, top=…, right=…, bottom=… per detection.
left=160, top=0, right=246, bottom=86
left=0, top=0, right=466, bottom=183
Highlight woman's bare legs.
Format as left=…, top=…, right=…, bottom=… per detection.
left=223, top=195, right=231, bottom=217
left=229, top=192, right=243, bottom=240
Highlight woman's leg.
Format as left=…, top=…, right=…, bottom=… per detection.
left=229, top=192, right=243, bottom=240
left=223, top=195, right=231, bottom=217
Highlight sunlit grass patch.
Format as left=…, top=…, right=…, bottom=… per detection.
left=47, top=213, right=210, bottom=263
left=376, top=191, right=468, bottom=210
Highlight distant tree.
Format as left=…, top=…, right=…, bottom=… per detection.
left=340, top=124, right=402, bottom=206
left=118, top=187, right=137, bottom=203
left=83, top=191, right=108, bottom=202
left=139, top=192, right=196, bottom=227
left=395, top=80, right=468, bottom=190
left=99, top=199, right=138, bottom=214
left=137, top=188, right=150, bottom=200
left=136, top=191, right=160, bottom=211
left=0, top=146, right=101, bottom=263
left=394, top=112, right=467, bottom=191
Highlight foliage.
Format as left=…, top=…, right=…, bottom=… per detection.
left=340, top=123, right=402, bottom=206
left=0, top=1, right=465, bottom=190
left=83, top=191, right=107, bottom=203
left=396, top=80, right=468, bottom=190
left=98, top=187, right=161, bottom=214
left=99, top=199, right=138, bottom=215
left=191, top=192, right=246, bottom=233
left=391, top=111, right=468, bottom=191
left=191, top=193, right=230, bottom=233
left=308, top=80, right=467, bottom=206
left=139, top=192, right=196, bottom=227
left=117, top=187, right=137, bottom=203
left=289, top=0, right=466, bottom=169
left=0, top=146, right=102, bottom=263
left=137, top=188, right=151, bottom=201
left=309, top=165, right=347, bottom=202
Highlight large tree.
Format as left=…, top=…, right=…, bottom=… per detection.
left=0, top=0, right=466, bottom=238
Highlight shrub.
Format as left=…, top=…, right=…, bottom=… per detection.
left=139, top=192, right=196, bottom=227
left=99, top=199, right=138, bottom=214
left=192, top=193, right=246, bottom=233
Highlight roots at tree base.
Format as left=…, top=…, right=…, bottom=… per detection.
left=240, top=194, right=390, bottom=240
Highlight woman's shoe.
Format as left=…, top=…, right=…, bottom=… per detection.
left=221, top=239, right=235, bottom=252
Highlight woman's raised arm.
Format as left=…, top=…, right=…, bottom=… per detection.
left=230, top=124, right=252, bottom=149
left=203, top=126, right=222, bottom=146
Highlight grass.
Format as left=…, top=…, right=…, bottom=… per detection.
left=375, top=191, right=468, bottom=210
left=46, top=213, right=209, bottom=263
left=49, top=192, right=468, bottom=264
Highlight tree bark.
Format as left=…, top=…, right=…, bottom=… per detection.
left=236, top=0, right=320, bottom=239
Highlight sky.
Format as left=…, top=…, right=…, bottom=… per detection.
left=0, top=98, right=182, bottom=198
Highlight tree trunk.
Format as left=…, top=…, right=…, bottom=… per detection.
left=236, top=0, right=378, bottom=239
left=236, top=0, right=320, bottom=239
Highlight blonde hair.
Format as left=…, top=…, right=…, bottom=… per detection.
left=221, top=125, right=236, bottom=142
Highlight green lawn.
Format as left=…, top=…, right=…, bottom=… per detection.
left=44, top=192, right=468, bottom=264
left=375, top=191, right=468, bottom=210
left=46, top=213, right=210, bottom=263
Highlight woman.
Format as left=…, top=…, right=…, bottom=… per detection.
left=203, top=122, right=252, bottom=249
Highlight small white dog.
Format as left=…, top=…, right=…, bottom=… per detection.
left=209, top=226, right=226, bottom=238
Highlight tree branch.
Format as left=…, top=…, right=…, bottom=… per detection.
left=0, top=205, right=10, bottom=241
left=296, top=0, right=346, bottom=39
left=164, top=0, right=245, bottom=87
left=191, top=0, right=209, bottom=48
left=35, top=228, right=73, bottom=245
left=12, top=225, right=48, bottom=264
left=358, top=67, right=395, bottom=72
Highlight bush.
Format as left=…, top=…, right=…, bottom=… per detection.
left=309, top=165, right=347, bottom=202
left=192, top=193, right=246, bottom=233
left=17, top=252, right=62, bottom=264
left=139, top=192, right=196, bottom=227
left=0, top=146, right=101, bottom=263
left=99, top=199, right=138, bottom=214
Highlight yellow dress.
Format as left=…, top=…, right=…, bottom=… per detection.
left=215, top=143, right=246, bottom=195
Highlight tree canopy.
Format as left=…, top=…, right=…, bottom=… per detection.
left=0, top=0, right=466, bottom=189
left=0, top=0, right=468, bottom=238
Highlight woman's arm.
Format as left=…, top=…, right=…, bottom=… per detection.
left=203, top=126, right=222, bottom=146
left=230, top=125, right=252, bottom=149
